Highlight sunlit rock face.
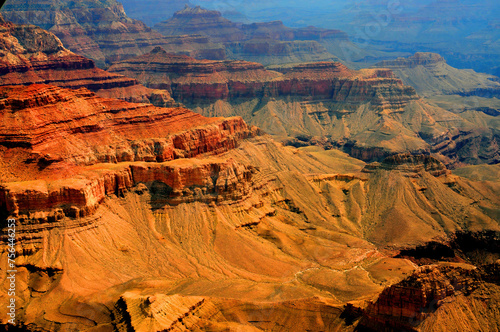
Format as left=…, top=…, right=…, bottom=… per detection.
left=0, top=17, right=175, bottom=106
left=0, top=0, right=226, bottom=67
left=0, top=2, right=499, bottom=332
left=0, top=82, right=499, bottom=331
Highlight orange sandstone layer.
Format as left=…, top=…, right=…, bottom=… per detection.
left=0, top=84, right=256, bottom=220
left=0, top=84, right=253, bottom=165
left=0, top=19, right=175, bottom=106
left=0, top=158, right=254, bottom=220
left=109, top=47, right=418, bottom=109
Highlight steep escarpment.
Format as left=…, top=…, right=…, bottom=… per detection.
left=0, top=19, right=175, bottom=106
left=108, top=46, right=282, bottom=101
left=0, top=0, right=227, bottom=67
left=374, top=53, right=500, bottom=166
left=353, top=262, right=500, bottom=332
left=108, top=48, right=417, bottom=108
left=375, top=52, right=500, bottom=97
left=0, top=83, right=498, bottom=330
left=154, top=5, right=243, bottom=43
left=2, top=132, right=500, bottom=331
left=0, top=83, right=257, bottom=222
left=159, top=34, right=226, bottom=60
left=0, top=84, right=252, bottom=167
left=1, top=158, right=255, bottom=221
left=109, top=47, right=499, bottom=166
left=154, top=5, right=341, bottom=65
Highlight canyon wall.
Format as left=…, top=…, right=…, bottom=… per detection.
left=0, top=0, right=227, bottom=67
left=0, top=18, right=175, bottom=106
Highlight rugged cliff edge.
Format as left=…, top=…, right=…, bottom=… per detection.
left=0, top=18, right=175, bottom=106
left=0, top=0, right=227, bottom=67
left=0, top=84, right=499, bottom=330
left=107, top=47, right=500, bottom=166
left=375, top=52, right=500, bottom=97
left=108, top=48, right=417, bottom=111
left=0, top=84, right=256, bottom=219
left=352, top=262, right=500, bottom=331
left=153, top=5, right=341, bottom=65
left=0, top=84, right=252, bottom=167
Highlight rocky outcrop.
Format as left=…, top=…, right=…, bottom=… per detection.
left=0, top=19, right=175, bottom=106
left=0, top=158, right=255, bottom=221
left=0, top=84, right=253, bottom=165
left=375, top=52, right=500, bottom=96
left=355, top=263, right=500, bottom=331
left=160, top=34, right=226, bottom=60
left=0, top=84, right=256, bottom=221
left=154, top=5, right=243, bottom=43
left=112, top=294, right=349, bottom=332
left=108, top=46, right=282, bottom=101
left=1, top=125, right=500, bottom=331
left=362, top=154, right=449, bottom=177
left=377, top=52, right=446, bottom=69
left=225, top=39, right=337, bottom=66
left=108, top=47, right=500, bottom=166
left=155, top=5, right=348, bottom=45
left=154, top=5, right=340, bottom=65
left=0, top=0, right=226, bottom=68
left=109, top=48, right=418, bottom=109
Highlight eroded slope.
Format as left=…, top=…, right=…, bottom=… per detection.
left=0, top=84, right=499, bottom=331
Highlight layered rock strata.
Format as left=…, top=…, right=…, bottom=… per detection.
left=362, top=154, right=450, bottom=177
left=0, top=83, right=256, bottom=222
left=0, top=0, right=227, bottom=67
left=154, top=5, right=341, bottom=65
left=0, top=84, right=253, bottom=165
left=155, top=6, right=349, bottom=44
left=109, top=48, right=417, bottom=109
left=108, top=47, right=500, bottom=166
left=0, top=158, right=255, bottom=221
left=356, top=263, right=500, bottom=331
left=0, top=19, right=175, bottom=106
left=375, top=52, right=500, bottom=96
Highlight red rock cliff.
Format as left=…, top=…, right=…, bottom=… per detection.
left=0, top=84, right=256, bottom=221
left=109, top=48, right=418, bottom=109
left=0, top=0, right=227, bottom=67
left=0, top=84, right=252, bottom=165
left=0, top=20, right=175, bottom=106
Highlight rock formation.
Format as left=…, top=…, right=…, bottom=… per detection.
left=0, top=84, right=252, bottom=167
left=375, top=52, right=500, bottom=97
left=109, top=48, right=417, bottom=108
left=373, top=52, right=500, bottom=166
left=0, top=0, right=227, bottom=67
left=155, top=6, right=349, bottom=45
left=154, top=5, right=342, bottom=65
left=0, top=82, right=499, bottom=330
left=118, top=0, right=190, bottom=27
left=0, top=18, right=175, bottom=106
left=355, top=262, right=500, bottom=331
left=159, top=34, right=226, bottom=60
left=121, top=47, right=500, bottom=166
left=155, top=5, right=244, bottom=43
left=0, top=3, right=499, bottom=332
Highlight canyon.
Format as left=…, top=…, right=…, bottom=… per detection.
left=0, top=82, right=499, bottom=331
left=0, top=16, right=175, bottom=106
left=0, top=0, right=227, bottom=67
left=153, top=5, right=348, bottom=66
left=375, top=52, right=500, bottom=97
left=0, top=1, right=355, bottom=68
left=108, top=47, right=500, bottom=166
left=0, top=1, right=499, bottom=331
